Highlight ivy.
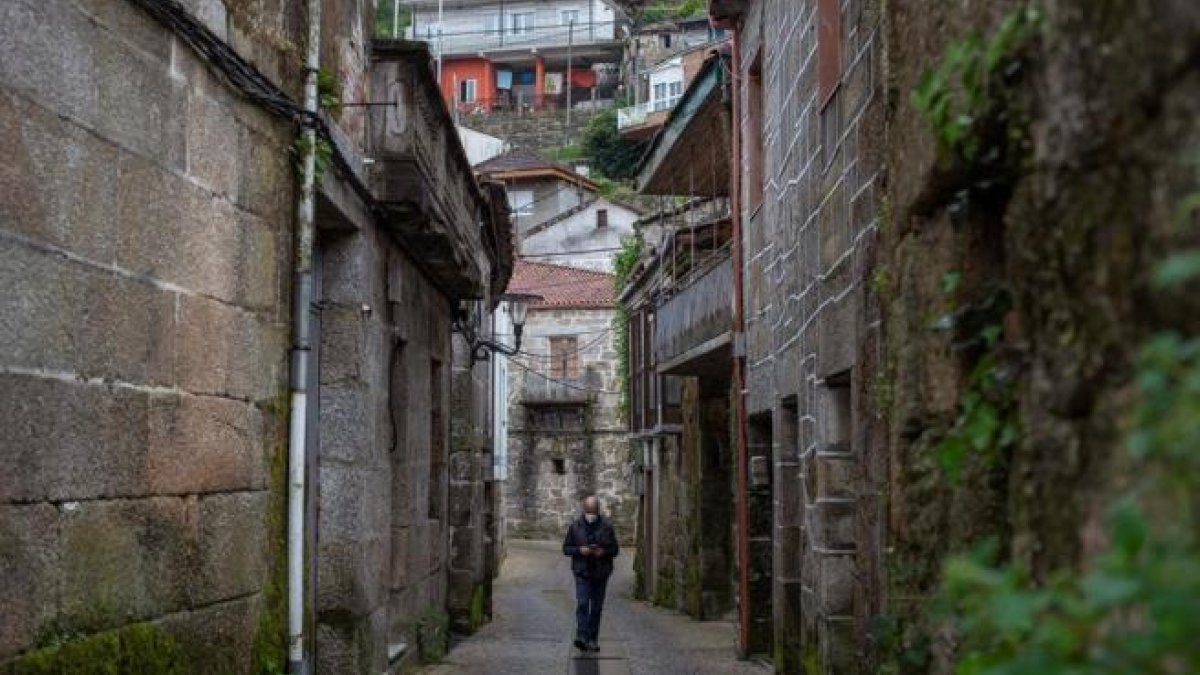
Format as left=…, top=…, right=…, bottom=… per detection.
left=911, top=7, right=1042, bottom=165
left=316, top=67, right=343, bottom=119
left=291, top=135, right=333, bottom=184
left=612, top=235, right=645, bottom=423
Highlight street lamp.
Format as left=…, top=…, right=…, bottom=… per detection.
left=458, top=292, right=542, bottom=363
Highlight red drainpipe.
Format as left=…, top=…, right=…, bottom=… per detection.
left=722, top=26, right=752, bottom=658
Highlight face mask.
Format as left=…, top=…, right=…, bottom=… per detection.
left=584, top=513, right=598, bottom=524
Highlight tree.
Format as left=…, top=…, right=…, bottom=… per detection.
left=581, top=109, right=644, bottom=182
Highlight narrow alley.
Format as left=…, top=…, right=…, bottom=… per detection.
left=424, top=541, right=765, bottom=675
left=2, top=0, right=1199, bottom=673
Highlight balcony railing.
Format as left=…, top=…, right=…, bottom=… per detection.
left=653, top=251, right=733, bottom=370
left=408, top=23, right=619, bottom=57
left=617, top=101, right=652, bottom=129
left=517, top=368, right=599, bottom=405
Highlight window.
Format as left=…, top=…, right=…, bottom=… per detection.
left=596, top=208, right=608, bottom=229
left=549, top=336, right=580, bottom=379
left=459, top=78, right=477, bottom=103
left=483, top=13, right=501, bottom=35
left=652, top=82, right=668, bottom=110
left=746, top=50, right=765, bottom=209
left=508, top=189, right=534, bottom=218
left=560, top=9, right=580, bottom=26
left=510, top=12, right=533, bottom=35
left=423, top=22, right=441, bottom=40
left=552, top=458, right=567, bottom=474
left=817, top=0, right=842, bottom=107
left=659, top=33, right=671, bottom=49
left=822, top=370, right=852, bottom=454
left=669, top=81, right=683, bottom=99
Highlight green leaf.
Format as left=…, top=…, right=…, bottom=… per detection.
left=941, top=271, right=963, bottom=294
left=1153, top=251, right=1200, bottom=288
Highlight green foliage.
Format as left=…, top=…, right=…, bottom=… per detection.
left=637, top=0, right=706, bottom=24
left=911, top=7, right=1041, bottom=164
left=414, top=608, right=449, bottom=664
left=581, top=109, right=645, bottom=182
left=11, top=623, right=186, bottom=675
left=292, top=135, right=333, bottom=184
left=373, top=0, right=411, bottom=39
left=542, top=144, right=587, bottom=162
left=937, top=240, right=1200, bottom=672
left=317, top=68, right=343, bottom=119
left=612, top=235, right=645, bottom=423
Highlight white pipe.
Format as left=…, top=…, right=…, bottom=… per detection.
left=288, top=0, right=321, bottom=671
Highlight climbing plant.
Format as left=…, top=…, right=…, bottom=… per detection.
left=612, top=234, right=645, bottom=423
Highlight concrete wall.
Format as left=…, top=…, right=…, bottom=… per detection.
left=734, top=0, right=884, bottom=669
left=0, top=0, right=299, bottom=670
left=503, top=308, right=635, bottom=542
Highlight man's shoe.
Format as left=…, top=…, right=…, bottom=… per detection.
left=586, top=641, right=600, bottom=652
left=574, top=639, right=587, bottom=652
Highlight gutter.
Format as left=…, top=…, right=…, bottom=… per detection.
left=287, top=0, right=322, bottom=671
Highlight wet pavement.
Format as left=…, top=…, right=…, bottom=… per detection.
left=423, top=540, right=768, bottom=675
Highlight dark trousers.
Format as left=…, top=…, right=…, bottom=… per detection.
left=573, top=573, right=609, bottom=642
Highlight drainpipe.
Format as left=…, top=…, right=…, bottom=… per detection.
left=727, top=33, right=751, bottom=658
left=288, top=0, right=322, bottom=672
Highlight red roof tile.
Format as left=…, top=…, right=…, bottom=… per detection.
left=508, top=260, right=615, bottom=309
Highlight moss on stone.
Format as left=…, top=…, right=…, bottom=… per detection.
left=414, top=607, right=449, bottom=664
left=10, top=622, right=186, bottom=675
left=467, top=584, right=487, bottom=632
left=251, top=393, right=290, bottom=675
left=653, top=570, right=676, bottom=608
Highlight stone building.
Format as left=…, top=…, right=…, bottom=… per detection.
left=476, top=149, right=643, bottom=271
left=0, top=1, right=512, bottom=673
left=622, top=49, right=737, bottom=620
left=503, top=260, right=635, bottom=542
left=618, top=0, right=1200, bottom=672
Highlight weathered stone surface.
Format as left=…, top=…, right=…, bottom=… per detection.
left=193, top=491, right=268, bottom=605
left=0, top=0, right=98, bottom=128
left=0, top=504, right=60, bottom=659
left=0, top=375, right=151, bottom=502
left=0, top=239, right=178, bottom=386
left=0, top=92, right=120, bottom=262
left=177, top=294, right=285, bottom=401
left=58, top=497, right=197, bottom=631
left=159, top=593, right=260, bottom=675
left=92, top=29, right=186, bottom=169
left=146, top=394, right=266, bottom=495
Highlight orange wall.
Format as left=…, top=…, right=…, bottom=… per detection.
left=440, top=57, right=495, bottom=108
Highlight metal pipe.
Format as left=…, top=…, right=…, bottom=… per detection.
left=287, top=0, right=322, bottom=671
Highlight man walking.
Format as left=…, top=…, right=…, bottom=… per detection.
left=562, top=495, right=619, bottom=653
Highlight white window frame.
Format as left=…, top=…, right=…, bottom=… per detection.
left=560, top=9, right=581, bottom=26
left=510, top=12, right=534, bottom=36
left=483, top=13, right=502, bottom=35
left=459, top=78, right=477, bottom=103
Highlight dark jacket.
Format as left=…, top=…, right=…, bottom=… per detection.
left=562, top=515, right=619, bottom=579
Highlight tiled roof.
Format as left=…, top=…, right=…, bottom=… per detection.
left=508, top=260, right=615, bottom=309
left=474, top=149, right=569, bottom=173
left=474, top=150, right=599, bottom=191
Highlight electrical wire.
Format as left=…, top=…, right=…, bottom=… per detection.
left=506, top=356, right=622, bottom=395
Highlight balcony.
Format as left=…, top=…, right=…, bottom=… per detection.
left=517, top=367, right=599, bottom=405
left=409, top=23, right=621, bottom=59
left=617, top=101, right=671, bottom=141
left=653, top=251, right=733, bottom=378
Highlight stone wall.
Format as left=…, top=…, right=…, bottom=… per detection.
left=313, top=226, right=461, bottom=673
left=0, top=0, right=298, bottom=670
left=458, top=106, right=608, bottom=152
left=875, top=1, right=1200, bottom=672
left=734, top=0, right=885, bottom=669
left=503, top=308, right=636, bottom=543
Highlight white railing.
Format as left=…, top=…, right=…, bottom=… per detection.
left=617, top=101, right=653, bottom=130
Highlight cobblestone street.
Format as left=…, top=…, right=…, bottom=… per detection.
left=423, top=540, right=768, bottom=675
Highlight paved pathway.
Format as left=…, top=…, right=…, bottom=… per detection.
left=424, top=540, right=768, bottom=675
